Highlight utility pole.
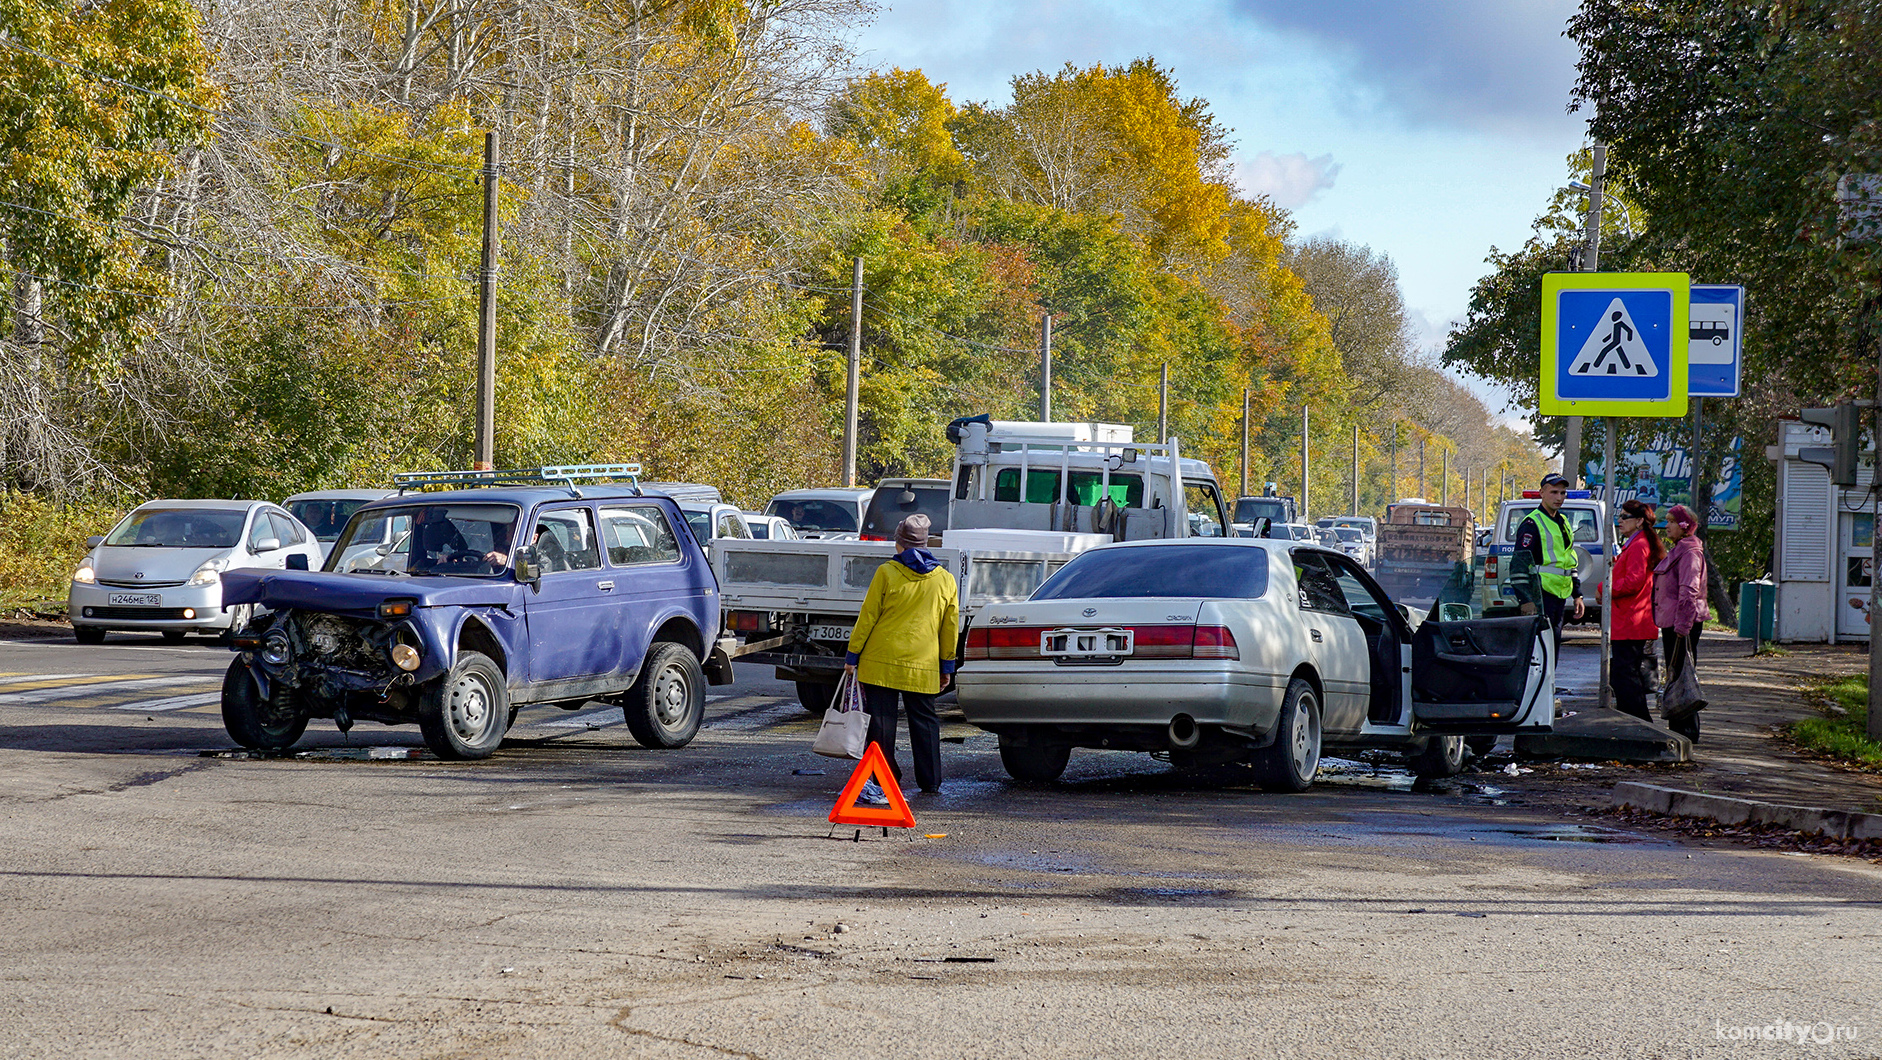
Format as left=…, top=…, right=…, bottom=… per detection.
left=1300, top=405, right=1310, bottom=523
left=1157, top=362, right=1168, bottom=441
left=1441, top=450, right=1449, bottom=506
left=1418, top=440, right=1426, bottom=499
left=1239, top=388, right=1249, bottom=498
left=473, top=130, right=499, bottom=471
left=1351, top=423, right=1360, bottom=516
left=1563, top=142, right=1607, bottom=487
left=1389, top=430, right=1398, bottom=503
left=1601, top=416, right=1618, bottom=711
left=842, top=257, right=863, bottom=487
left=1039, top=313, right=1053, bottom=421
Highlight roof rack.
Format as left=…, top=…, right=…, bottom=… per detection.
left=392, top=464, right=643, bottom=498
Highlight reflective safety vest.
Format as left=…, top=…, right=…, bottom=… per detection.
left=1522, top=508, right=1575, bottom=600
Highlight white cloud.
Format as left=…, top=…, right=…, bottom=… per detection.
left=1235, top=151, right=1341, bottom=209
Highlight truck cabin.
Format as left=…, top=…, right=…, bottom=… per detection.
left=947, top=418, right=1228, bottom=540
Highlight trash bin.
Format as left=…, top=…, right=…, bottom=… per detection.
left=1737, top=579, right=1775, bottom=641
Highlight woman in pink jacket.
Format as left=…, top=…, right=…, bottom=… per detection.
left=1653, top=504, right=1708, bottom=743
left=1607, top=499, right=1663, bottom=722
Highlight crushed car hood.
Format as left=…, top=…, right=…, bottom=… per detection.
left=221, top=568, right=520, bottom=613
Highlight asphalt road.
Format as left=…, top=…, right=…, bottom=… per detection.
left=0, top=631, right=1877, bottom=1059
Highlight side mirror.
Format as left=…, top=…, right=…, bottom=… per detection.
left=86, top=535, right=104, bottom=548
left=286, top=554, right=310, bottom=571
left=515, top=544, right=542, bottom=585
left=254, top=537, right=281, bottom=553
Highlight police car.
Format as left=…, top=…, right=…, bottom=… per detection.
left=1479, top=489, right=1611, bottom=621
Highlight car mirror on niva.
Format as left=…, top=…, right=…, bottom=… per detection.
left=286, top=554, right=310, bottom=571
left=515, top=544, right=542, bottom=585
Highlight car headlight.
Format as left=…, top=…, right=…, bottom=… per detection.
left=260, top=631, right=292, bottom=666
left=390, top=643, right=421, bottom=671
left=187, top=558, right=230, bottom=586
left=72, top=563, right=96, bottom=584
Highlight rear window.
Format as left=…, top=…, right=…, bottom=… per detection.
left=766, top=498, right=859, bottom=534
left=1235, top=498, right=1289, bottom=524
left=861, top=484, right=951, bottom=536
left=1032, top=545, right=1269, bottom=601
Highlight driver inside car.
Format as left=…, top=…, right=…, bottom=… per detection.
left=408, top=507, right=508, bottom=573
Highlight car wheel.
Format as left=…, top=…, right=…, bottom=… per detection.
left=161, top=631, right=187, bottom=643
left=418, top=650, right=510, bottom=759
left=623, top=642, right=705, bottom=749
left=998, top=732, right=1071, bottom=783
left=74, top=626, right=106, bottom=645
left=220, top=660, right=309, bottom=750
left=796, top=680, right=838, bottom=714
left=1253, top=678, right=1322, bottom=793
left=1408, top=734, right=1467, bottom=778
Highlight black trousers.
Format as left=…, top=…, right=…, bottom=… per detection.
left=1661, top=625, right=1702, bottom=742
left=862, top=683, right=942, bottom=792
left=1541, top=593, right=1566, bottom=655
left=1610, top=639, right=1658, bottom=722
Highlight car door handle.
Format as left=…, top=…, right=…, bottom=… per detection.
left=597, top=580, right=615, bottom=591
left=1311, top=629, right=1323, bottom=642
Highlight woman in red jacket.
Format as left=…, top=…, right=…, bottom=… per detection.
left=1608, top=498, right=1663, bottom=722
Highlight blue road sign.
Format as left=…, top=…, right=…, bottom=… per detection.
left=1688, top=284, right=1744, bottom=397
left=1540, top=272, right=1690, bottom=417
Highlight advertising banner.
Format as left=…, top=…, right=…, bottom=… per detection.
left=1583, top=436, right=1741, bottom=530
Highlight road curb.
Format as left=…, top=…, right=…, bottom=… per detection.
left=1611, top=781, right=1882, bottom=840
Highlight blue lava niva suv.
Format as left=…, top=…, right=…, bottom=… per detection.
left=218, top=466, right=731, bottom=759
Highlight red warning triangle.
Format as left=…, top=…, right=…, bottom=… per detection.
left=829, top=742, right=917, bottom=828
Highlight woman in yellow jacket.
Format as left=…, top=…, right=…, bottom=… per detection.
left=845, top=514, right=959, bottom=796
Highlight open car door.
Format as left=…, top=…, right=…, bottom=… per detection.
left=1408, top=614, right=1554, bottom=734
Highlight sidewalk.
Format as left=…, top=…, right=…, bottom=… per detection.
left=1546, top=628, right=1882, bottom=817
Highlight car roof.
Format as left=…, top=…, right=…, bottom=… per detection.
left=872, top=478, right=950, bottom=488
left=134, top=499, right=272, bottom=511
left=770, top=488, right=873, bottom=501
left=283, top=489, right=398, bottom=502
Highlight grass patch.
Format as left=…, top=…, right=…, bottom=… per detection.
left=1789, top=676, right=1882, bottom=769
left=0, top=491, right=125, bottom=613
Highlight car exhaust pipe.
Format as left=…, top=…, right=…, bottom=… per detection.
left=1167, top=713, right=1201, bottom=751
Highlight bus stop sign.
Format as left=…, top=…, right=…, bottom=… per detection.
left=1540, top=272, right=1690, bottom=417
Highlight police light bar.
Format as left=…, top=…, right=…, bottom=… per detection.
left=1567, top=489, right=1593, bottom=498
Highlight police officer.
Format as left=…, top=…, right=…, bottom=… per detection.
left=1509, top=472, right=1586, bottom=649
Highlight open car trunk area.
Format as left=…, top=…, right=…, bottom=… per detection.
left=1409, top=614, right=1553, bottom=733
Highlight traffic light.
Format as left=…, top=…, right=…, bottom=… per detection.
left=1800, top=402, right=1860, bottom=487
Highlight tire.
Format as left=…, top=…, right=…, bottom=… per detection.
left=418, top=650, right=510, bottom=759
left=623, top=642, right=705, bottom=749
left=1253, top=678, right=1322, bottom=793
left=221, top=660, right=309, bottom=750
left=796, top=680, right=838, bottom=714
left=161, top=631, right=187, bottom=643
left=218, top=604, right=254, bottom=644
left=1408, top=734, right=1467, bottom=779
left=1465, top=734, right=1498, bottom=757
left=998, top=732, right=1071, bottom=783
left=74, top=626, right=106, bottom=645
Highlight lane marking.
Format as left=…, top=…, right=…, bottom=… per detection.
left=0, top=673, right=94, bottom=689
left=0, top=676, right=206, bottom=705
left=112, top=692, right=220, bottom=712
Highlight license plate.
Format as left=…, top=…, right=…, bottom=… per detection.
left=1040, top=627, right=1132, bottom=657
left=808, top=624, right=854, bottom=642
left=107, top=593, right=162, bottom=607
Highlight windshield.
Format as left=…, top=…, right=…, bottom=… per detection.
left=765, top=497, right=859, bottom=534
left=287, top=499, right=374, bottom=542
left=1500, top=505, right=1601, bottom=544
left=326, top=503, right=519, bottom=577
left=1335, top=527, right=1363, bottom=542
left=1235, top=498, right=1289, bottom=524
left=1033, top=545, right=1269, bottom=601
left=861, top=485, right=951, bottom=537
left=105, top=507, right=247, bottom=549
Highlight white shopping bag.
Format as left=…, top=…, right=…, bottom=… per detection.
left=811, top=673, right=870, bottom=759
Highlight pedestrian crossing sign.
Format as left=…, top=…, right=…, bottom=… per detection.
left=1540, top=272, right=1689, bottom=417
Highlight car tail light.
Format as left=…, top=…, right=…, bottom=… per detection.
left=1128, top=625, right=1194, bottom=659
left=729, top=610, right=764, bottom=632
left=1485, top=554, right=1498, bottom=579
left=1191, top=625, right=1240, bottom=660
left=963, top=625, right=1044, bottom=660
left=860, top=532, right=891, bottom=542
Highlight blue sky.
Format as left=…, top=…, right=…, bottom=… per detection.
left=846, top=0, right=1588, bottom=423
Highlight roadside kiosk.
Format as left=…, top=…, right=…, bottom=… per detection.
left=1768, top=419, right=1876, bottom=643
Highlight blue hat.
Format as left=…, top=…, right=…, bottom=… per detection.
left=1540, top=473, right=1571, bottom=488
